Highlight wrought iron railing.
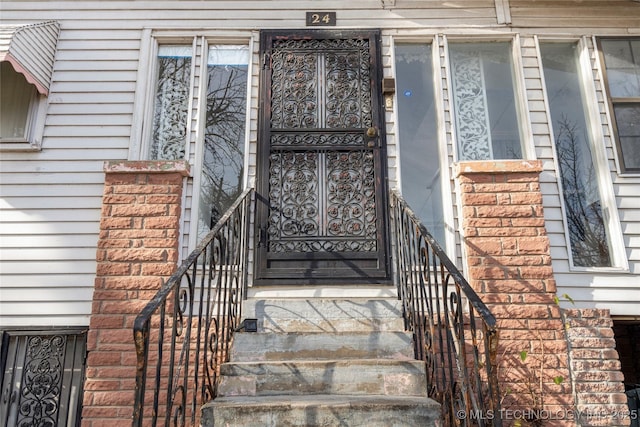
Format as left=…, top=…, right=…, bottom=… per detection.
left=390, top=190, right=502, bottom=427
left=132, top=188, right=254, bottom=427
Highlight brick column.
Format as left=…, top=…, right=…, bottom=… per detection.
left=564, top=309, right=628, bottom=427
left=456, top=160, right=575, bottom=426
left=82, top=160, right=190, bottom=427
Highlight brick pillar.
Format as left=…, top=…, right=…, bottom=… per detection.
left=82, top=160, right=190, bottom=427
left=456, top=160, right=575, bottom=426
left=564, top=309, right=628, bottom=427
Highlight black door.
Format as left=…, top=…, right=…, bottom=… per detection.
left=255, top=29, right=390, bottom=285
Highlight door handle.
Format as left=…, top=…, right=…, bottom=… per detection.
left=366, top=127, right=377, bottom=148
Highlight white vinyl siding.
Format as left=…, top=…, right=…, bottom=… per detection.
left=0, top=26, right=137, bottom=326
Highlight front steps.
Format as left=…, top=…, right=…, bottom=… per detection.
left=201, top=299, right=441, bottom=427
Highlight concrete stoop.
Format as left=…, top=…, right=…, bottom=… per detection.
left=201, top=299, right=441, bottom=427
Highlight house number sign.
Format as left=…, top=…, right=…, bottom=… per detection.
left=306, top=12, right=336, bottom=26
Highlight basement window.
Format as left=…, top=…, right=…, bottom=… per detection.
left=0, top=329, right=87, bottom=427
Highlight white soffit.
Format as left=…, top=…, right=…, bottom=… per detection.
left=0, top=21, right=60, bottom=96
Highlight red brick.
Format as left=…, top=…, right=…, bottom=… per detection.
left=101, top=217, right=132, bottom=229
left=146, top=194, right=181, bottom=204
left=475, top=205, right=534, bottom=218
left=108, top=229, right=166, bottom=239
left=140, top=263, right=177, bottom=276
left=102, top=276, right=163, bottom=290
left=96, top=262, right=131, bottom=276
left=476, top=227, right=539, bottom=237
left=144, top=216, right=179, bottom=229
left=462, top=192, right=497, bottom=205
left=110, top=204, right=169, bottom=217
left=102, top=194, right=137, bottom=204
left=107, top=248, right=168, bottom=262
left=92, top=391, right=136, bottom=407
left=104, top=174, right=138, bottom=185
left=113, top=184, right=157, bottom=195
left=98, top=300, right=146, bottom=315
left=92, top=290, right=129, bottom=300
left=518, top=265, right=554, bottom=279
left=87, top=351, right=122, bottom=366
left=464, top=238, right=503, bottom=256
left=517, top=236, right=550, bottom=254
left=483, top=279, right=546, bottom=293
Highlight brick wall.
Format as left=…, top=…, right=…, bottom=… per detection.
left=456, top=160, right=575, bottom=426
left=81, top=160, right=189, bottom=427
left=564, top=309, right=629, bottom=427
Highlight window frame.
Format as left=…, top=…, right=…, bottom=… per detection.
left=444, top=35, right=534, bottom=162
left=597, top=36, right=640, bottom=175
left=0, top=69, right=48, bottom=151
left=133, top=30, right=255, bottom=252
left=390, top=35, right=457, bottom=258
left=538, top=36, right=628, bottom=272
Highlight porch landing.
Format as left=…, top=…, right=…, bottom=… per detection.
left=201, top=298, right=441, bottom=426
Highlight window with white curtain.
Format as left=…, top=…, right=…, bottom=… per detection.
left=449, top=42, right=524, bottom=161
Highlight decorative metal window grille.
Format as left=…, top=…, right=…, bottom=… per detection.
left=0, top=330, right=87, bottom=427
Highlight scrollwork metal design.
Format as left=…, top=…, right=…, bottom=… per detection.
left=270, top=133, right=365, bottom=147
left=390, top=190, right=502, bottom=427
left=326, top=151, right=376, bottom=240
left=270, top=38, right=372, bottom=129
left=16, top=335, right=66, bottom=427
left=133, top=189, right=254, bottom=427
left=268, top=151, right=319, bottom=240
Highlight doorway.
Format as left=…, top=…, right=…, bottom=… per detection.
left=254, top=29, right=390, bottom=285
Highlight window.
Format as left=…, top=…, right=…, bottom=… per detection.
left=0, top=330, right=87, bottom=427
left=449, top=42, right=524, bottom=160
left=599, top=38, right=640, bottom=173
left=149, top=41, right=250, bottom=241
left=0, top=62, right=39, bottom=142
left=395, top=43, right=446, bottom=246
left=540, top=42, right=613, bottom=267
left=0, top=21, right=59, bottom=151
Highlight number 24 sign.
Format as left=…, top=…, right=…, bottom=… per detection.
left=306, top=12, right=337, bottom=26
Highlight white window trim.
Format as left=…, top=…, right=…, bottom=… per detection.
left=187, top=36, right=255, bottom=250
left=536, top=35, right=628, bottom=272
left=130, top=29, right=256, bottom=254
left=389, top=34, right=457, bottom=261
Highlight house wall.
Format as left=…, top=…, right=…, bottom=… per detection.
left=0, top=1, right=639, bottom=328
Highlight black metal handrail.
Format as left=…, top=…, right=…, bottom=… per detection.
left=132, top=188, right=254, bottom=427
left=390, top=189, right=502, bottom=427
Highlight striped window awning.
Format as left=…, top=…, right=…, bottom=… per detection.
left=0, top=21, right=60, bottom=96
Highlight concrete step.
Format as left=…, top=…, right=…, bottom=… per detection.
left=202, top=394, right=441, bottom=427
left=244, top=298, right=406, bottom=333
left=217, top=359, right=427, bottom=397
left=230, top=331, right=415, bottom=362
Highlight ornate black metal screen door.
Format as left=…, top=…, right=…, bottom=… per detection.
left=255, top=29, right=390, bottom=285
